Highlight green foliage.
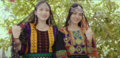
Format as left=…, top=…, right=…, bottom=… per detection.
left=0, top=0, right=120, bottom=58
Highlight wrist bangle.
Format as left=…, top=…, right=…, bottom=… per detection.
left=14, top=38, right=19, bottom=42
left=15, top=41, right=20, bottom=45
left=15, top=41, right=21, bottom=47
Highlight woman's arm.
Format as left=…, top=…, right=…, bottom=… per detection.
left=85, top=28, right=96, bottom=53
left=12, top=24, right=28, bottom=55
left=55, top=31, right=68, bottom=58
left=12, top=25, right=22, bottom=51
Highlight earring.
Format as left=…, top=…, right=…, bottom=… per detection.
left=49, top=18, right=50, bottom=25
left=68, top=20, right=70, bottom=24
left=34, top=15, right=37, bottom=24
left=81, top=22, right=82, bottom=27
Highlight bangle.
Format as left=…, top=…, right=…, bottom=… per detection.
left=14, top=38, right=19, bottom=41
left=15, top=41, right=20, bottom=45
left=15, top=41, right=21, bottom=47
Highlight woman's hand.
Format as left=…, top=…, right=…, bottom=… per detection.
left=12, top=25, right=22, bottom=51
left=85, top=28, right=93, bottom=45
left=12, top=25, right=22, bottom=38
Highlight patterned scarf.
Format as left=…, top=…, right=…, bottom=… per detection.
left=82, top=17, right=99, bottom=58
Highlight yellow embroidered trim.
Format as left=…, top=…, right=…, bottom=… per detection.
left=63, top=27, right=75, bottom=45
left=48, top=26, right=54, bottom=52
left=30, top=23, right=37, bottom=53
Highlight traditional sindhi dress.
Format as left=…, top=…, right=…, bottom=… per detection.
left=56, top=27, right=97, bottom=58
left=18, top=23, right=57, bottom=58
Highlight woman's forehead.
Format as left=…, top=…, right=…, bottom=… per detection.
left=37, top=2, right=50, bottom=9
left=71, top=6, right=84, bottom=13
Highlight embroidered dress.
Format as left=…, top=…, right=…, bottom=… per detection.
left=18, top=23, right=57, bottom=58
left=56, top=27, right=96, bottom=58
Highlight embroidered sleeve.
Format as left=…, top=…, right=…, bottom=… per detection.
left=82, top=27, right=96, bottom=53
left=18, top=23, right=29, bottom=55
left=86, top=39, right=96, bottom=53
left=56, top=31, right=68, bottom=58
left=52, top=26, right=58, bottom=58
left=18, top=45, right=26, bottom=55
left=87, top=38, right=98, bottom=58
left=56, top=50, right=68, bottom=58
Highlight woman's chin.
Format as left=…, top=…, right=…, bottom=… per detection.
left=72, top=22, right=79, bottom=25
left=38, top=18, right=48, bottom=21
left=72, top=21, right=79, bottom=24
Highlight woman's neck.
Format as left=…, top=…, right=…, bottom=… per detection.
left=36, top=19, right=49, bottom=31
left=68, top=23, right=80, bottom=31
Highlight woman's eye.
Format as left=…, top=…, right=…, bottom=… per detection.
left=39, top=9, right=43, bottom=11
left=73, top=12, right=77, bottom=15
left=79, top=13, right=82, bottom=16
left=46, top=9, right=49, bottom=11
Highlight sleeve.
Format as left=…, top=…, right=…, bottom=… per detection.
left=85, top=34, right=98, bottom=58
left=55, top=31, right=68, bottom=58
left=86, top=37, right=96, bottom=53
left=18, top=45, right=26, bottom=55
left=88, top=38, right=98, bottom=58
left=82, top=28, right=96, bottom=53
left=52, top=26, right=58, bottom=58
left=82, top=18, right=98, bottom=58
left=18, top=24, right=28, bottom=55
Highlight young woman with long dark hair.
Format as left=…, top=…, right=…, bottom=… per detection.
left=12, top=1, right=57, bottom=58
left=55, top=3, right=98, bottom=58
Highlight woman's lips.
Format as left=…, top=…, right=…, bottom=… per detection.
left=74, top=19, right=79, bottom=21
left=41, top=15, right=47, bottom=18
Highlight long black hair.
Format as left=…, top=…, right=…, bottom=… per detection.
left=65, top=3, right=89, bottom=31
left=11, top=1, right=55, bottom=57
left=65, top=3, right=83, bottom=27
left=30, top=1, right=54, bottom=26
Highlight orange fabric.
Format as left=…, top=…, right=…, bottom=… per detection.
left=25, top=40, right=28, bottom=54
left=82, top=18, right=99, bottom=58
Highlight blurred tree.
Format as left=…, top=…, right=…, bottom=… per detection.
left=0, top=0, right=120, bottom=58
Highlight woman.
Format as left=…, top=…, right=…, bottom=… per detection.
left=12, top=1, right=57, bottom=58
left=55, top=3, right=98, bottom=58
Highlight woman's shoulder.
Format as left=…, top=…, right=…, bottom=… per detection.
left=23, top=23, right=33, bottom=30
left=51, top=25, right=57, bottom=29
left=26, top=23, right=35, bottom=27
left=58, top=27, right=67, bottom=34
left=49, top=25, right=57, bottom=31
left=80, top=27, right=87, bottom=33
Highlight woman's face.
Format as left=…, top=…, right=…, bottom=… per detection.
left=70, top=11, right=82, bottom=24
left=35, top=3, right=50, bottom=21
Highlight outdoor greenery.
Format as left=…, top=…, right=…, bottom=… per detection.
left=0, top=0, right=120, bottom=58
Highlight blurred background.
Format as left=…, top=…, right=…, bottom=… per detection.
left=0, top=0, right=120, bottom=58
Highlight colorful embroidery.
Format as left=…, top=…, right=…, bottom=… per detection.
left=87, top=43, right=96, bottom=53
left=48, top=26, right=55, bottom=52
left=23, top=53, right=53, bottom=58
left=37, top=30, right=49, bottom=53
left=56, top=50, right=68, bottom=58
left=18, top=23, right=57, bottom=57
left=60, top=27, right=88, bottom=55
left=30, top=23, right=37, bottom=53
left=66, top=45, right=87, bottom=55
